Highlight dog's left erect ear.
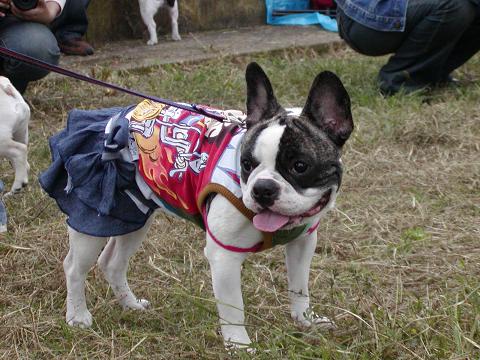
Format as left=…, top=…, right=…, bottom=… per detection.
left=301, top=71, right=353, bottom=147
left=245, top=62, right=283, bottom=128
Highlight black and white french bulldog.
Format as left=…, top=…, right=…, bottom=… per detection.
left=61, top=63, right=353, bottom=350
left=138, top=0, right=181, bottom=45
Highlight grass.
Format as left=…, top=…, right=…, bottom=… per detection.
left=0, top=45, right=479, bottom=359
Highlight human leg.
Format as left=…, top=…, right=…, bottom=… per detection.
left=338, top=0, right=478, bottom=95
left=442, top=2, right=480, bottom=77
left=379, top=0, right=477, bottom=94
left=51, top=0, right=93, bottom=56
left=0, top=19, right=60, bottom=93
left=337, top=9, right=405, bottom=57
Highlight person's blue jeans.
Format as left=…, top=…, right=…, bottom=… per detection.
left=338, top=0, right=480, bottom=94
left=0, top=16, right=60, bottom=93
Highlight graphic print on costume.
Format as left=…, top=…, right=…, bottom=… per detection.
left=127, top=100, right=245, bottom=225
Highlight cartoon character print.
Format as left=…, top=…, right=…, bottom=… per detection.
left=159, top=107, right=209, bottom=178
left=129, top=100, right=165, bottom=160
left=129, top=100, right=243, bottom=216
left=130, top=101, right=179, bottom=200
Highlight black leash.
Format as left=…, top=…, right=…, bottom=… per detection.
left=0, top=46, right=227, bottom=122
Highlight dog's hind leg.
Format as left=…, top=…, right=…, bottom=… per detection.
left=0, top=137, right=28, bottom=195
left=139, top=0, right=159, bottom=45
left=97, top=218, right=153, bottom=310
left=12, top=118, right=28, bottom=146
left=64, top=226, right=108, bottom=328
left=285, top=231, right=336, bottom=329
left=168, top=0, right=181, bottom=41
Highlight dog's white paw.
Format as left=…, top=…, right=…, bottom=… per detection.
left=297, top=316, right=337, bottom=330
left=225, top=341, right=256, bottom=354
left=146, top=39, right=158, bottom=46
left=121, top=298, right=150, bottom=311
left=292, top=308, right=337, bottom=330
left=221, top=326, right=252, bottom=353
left=66, top=310, right=93, bottom=328
left=5, top=188, right=21, bottom=197
left=6, top=180, right=28, bottom=197
left=171, top=33, right=181, bottom=41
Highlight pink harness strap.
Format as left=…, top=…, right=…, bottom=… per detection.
left=203, top=208, right=321, bottom=253
left=307, top=220, right=321, bottom=234
left=203, top=211, right=264, bottom=253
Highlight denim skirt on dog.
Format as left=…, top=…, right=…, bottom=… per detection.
left=39, top=106, right=156, bottom=237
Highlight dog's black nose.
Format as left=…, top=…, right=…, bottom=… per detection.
left=252, top=179, right=280, bottom=208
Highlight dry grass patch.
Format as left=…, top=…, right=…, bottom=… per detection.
left=0, top=47, right=479, bottom=359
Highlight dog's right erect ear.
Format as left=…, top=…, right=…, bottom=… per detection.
left=302, top=71, right=353, bottom=147
left=245, top=62, right=282, bottom=128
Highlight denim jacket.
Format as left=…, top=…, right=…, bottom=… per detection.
left=336, top=0, right=408, bottom=32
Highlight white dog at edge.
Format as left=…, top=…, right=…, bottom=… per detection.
left=138, top=0, right=181, bottom=45
left=0, top=76, right=30, bottom=196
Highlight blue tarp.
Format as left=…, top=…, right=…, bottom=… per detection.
left=266, top=0, right=338, bottom=32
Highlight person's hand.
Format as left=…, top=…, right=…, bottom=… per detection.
left=10, top=0, right=61, bottom=24
left=0, top=0, right=11, bottom=17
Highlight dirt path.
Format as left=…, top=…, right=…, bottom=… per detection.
left=58, top=26, right=341, bottom=74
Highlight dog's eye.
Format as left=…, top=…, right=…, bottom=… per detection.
left=242, top=159, right=253, bottom=172
left=293, top=161, right=308, bottom=174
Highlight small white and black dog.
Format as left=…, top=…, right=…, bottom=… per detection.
left=0, top=76, right=30, bottom=196
left=41, top=63, right=353, bottom=350
left=138, top=0, right=181, bottom=45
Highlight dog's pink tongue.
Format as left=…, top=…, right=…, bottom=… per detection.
left=253, top=210, right=290, bottom=232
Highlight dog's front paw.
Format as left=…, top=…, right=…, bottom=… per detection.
left=292, top=308, right=337, bottom=330
left=225, top=341, right=256, bottom=354
left=221, top=325, right=252, bottom=353
left=146, top=39, right=158, bottom=46
left=171, top=33, right=181, bottom=41
left=66, top=310, right=93, bottom=328
left=224, top=337, right=255, bottom=355
left=121, top=298, right=150, bottom=311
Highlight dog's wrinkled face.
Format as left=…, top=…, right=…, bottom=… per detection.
left=240, top=63, right=354, bottom=232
